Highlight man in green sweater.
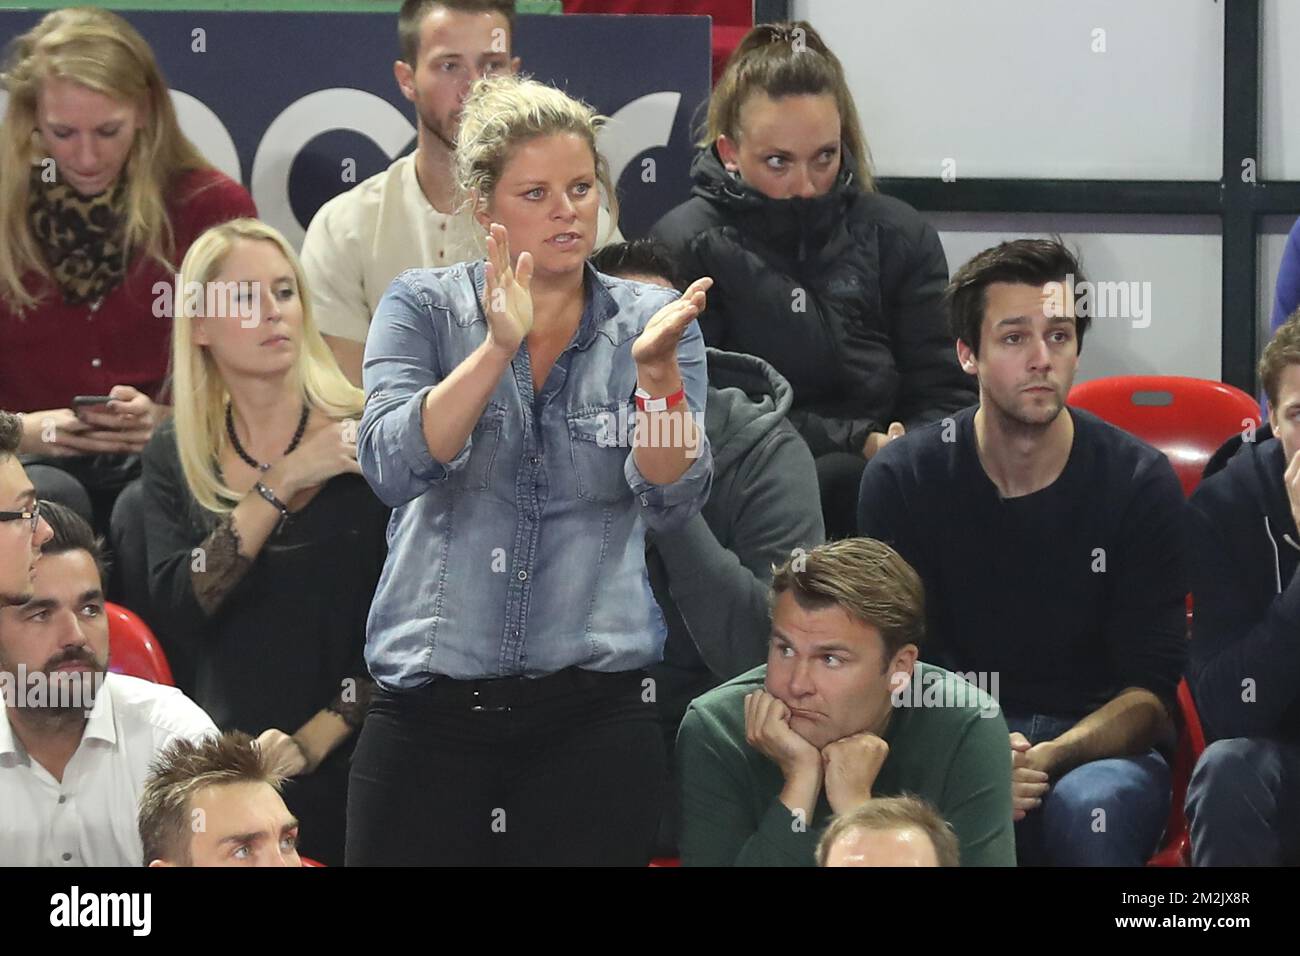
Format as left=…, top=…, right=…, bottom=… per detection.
left=677, top=538, right=1015, bottom=866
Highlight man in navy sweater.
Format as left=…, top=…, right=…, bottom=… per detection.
left=1184, top=316, right=1300, bottom=865
left=857, top=238, right=1187, bottom=866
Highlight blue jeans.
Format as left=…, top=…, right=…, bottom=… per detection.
left=1185, top=737, right=1300, bottom=866
left=1007, top=713, right=1170, bottom=866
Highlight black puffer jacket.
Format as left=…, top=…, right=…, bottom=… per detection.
left=651, top=147, right=976, bottom=457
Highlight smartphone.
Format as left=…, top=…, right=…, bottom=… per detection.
left=72, top=395, right=114, bottom=406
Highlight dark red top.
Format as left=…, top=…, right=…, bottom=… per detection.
left=0, top=167, right=257, bottom=412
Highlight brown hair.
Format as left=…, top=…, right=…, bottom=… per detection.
left=703, top=21, right=874, bottom=192
left=138, top=731, right=284, bottom=866
left=771, top=538, right=925, bottom=663
left=1261, top=310, right=1300, bottom=413
left=0, top=412, right=19, bottom=459
left=815, top=795, right=960, bottom=867
left=946, top=237, right=1087, bottom=357
left=37, top=498, right=110, bottom=585
left=398, top=0, right=516, bottom=65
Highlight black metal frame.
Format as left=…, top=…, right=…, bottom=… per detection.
left=757, top=0, right=1285, bottom=393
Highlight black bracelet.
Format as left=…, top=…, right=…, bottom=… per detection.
left=253, top=480, right=289, bottom=520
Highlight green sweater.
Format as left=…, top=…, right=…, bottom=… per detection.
left=677, top=662, right=1016, bottom=866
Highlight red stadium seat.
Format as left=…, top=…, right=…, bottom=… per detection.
left=1067, top=375, right=1262, bottom=498
left=648, top=857, right=680, bottom=867
left=1067, top=375, right=1245, bottom=866
left=1145, top=678, right=1206, bottom=867
left=106, top=602, right=175, bottom=687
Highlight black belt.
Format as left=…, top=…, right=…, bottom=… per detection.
left=405, top=666, right=644, bottom=712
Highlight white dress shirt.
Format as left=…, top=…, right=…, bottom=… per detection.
left=0, top=673, right=216, bottom=867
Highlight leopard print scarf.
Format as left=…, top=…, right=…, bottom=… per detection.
left=28, top=167, right=129, bottom=305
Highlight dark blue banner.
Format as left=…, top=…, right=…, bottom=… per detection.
left=0, top=11, right=711, bottom=245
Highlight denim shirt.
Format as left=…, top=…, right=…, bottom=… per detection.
left=359, top=260, right=713, bottom=688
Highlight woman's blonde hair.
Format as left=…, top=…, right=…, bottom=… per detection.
left=171, top=218, right=362, bottom=515
left=454, top=73, right=618, bottom=230
left=702, top=21, right=875, bottom=192
left=0, top=7, right=212, bottom=312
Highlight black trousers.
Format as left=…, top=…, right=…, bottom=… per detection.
left=345, top=667, right=666, bottom=866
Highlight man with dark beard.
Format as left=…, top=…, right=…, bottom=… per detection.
left=857, top=239, right=1187, bottom=866
left=0, top=499, right=215, bottom=866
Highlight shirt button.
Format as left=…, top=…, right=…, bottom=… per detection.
left=90, top=358, right=102, bottom=368
left=438, top=249, right=445, bottom=257
left=58, top=795, right=66, bottom=804
left=530, top=456, right=540, bottom=466
left=517, top=570, right=528, bottom=581
left=440, top=223, right=446, bottom=231
left=61, top=852, right=71, bottom=861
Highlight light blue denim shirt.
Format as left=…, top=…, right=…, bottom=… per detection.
left=359, top=260, right=713, bottom=689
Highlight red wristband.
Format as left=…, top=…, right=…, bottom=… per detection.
left=635, top=386, right=686, bottom=413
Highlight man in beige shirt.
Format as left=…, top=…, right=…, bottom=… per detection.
left=302, top=1, right=516, bottom=385
left=302, top=0, right=616, bottom=385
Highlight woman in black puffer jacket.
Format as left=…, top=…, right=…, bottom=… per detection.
left=652, top=21, right=976, bottom=538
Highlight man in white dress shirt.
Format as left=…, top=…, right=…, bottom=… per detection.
left=0, top=493, right=215, bottom=867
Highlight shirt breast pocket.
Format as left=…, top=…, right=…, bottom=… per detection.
left=458, top=401, right=506, bottom=492
left=567, top=403, right=631, bottom=504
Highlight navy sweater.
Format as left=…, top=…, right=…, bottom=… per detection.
left=858, top=405, right=1187, bottom=719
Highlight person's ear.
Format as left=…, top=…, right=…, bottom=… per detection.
left=393, top=59, right=416, bottom=103
left=470, top=188, right=492, bottom=232
left=509, top=55, right=521, bottom=74
left=955, top=338, right=978, bottom=375
left=716, top=134, right=741, bottom=173
left=887, top=644, right=919, bottom=691
left=147, top=858, right=174, bottom=868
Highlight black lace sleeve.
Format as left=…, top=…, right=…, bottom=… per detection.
left=325, top=675, right=375, bottom=731
left=191, top=513, right=255, bottom=617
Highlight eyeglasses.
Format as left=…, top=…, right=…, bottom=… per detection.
left=0, top=501, right=41, bottom=533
